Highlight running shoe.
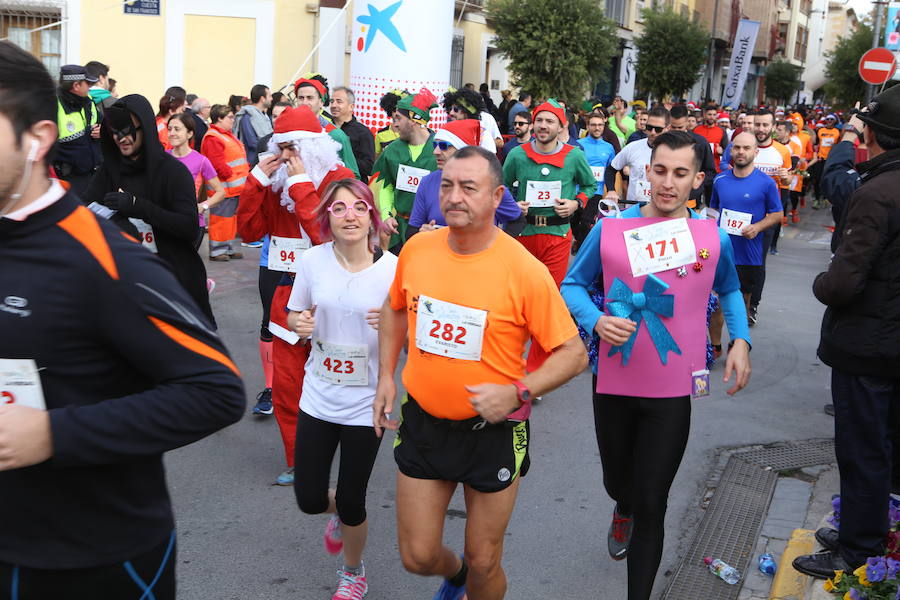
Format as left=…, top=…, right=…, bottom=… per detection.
left=748, top=306, right=758, bottom=326
left=712, top=344, right=722, bottom=361
left=791, top=210, right=800, bottom=224
left=332, top=568, right=367, bottom=600
left=252, top=387, right=273, bottom=416
left=241, top=240, right=264, bottom=248
left=324, top=514, right=344, bottom=555
left=432, top=578, right=466, bottom=600
left=769, top=247, right=779, bottom=255
left=607, top=505, right=633, bottom=561
left=228, top=252, right=244, bottom=260
left=206, top=278, right=216, bottom=294
left=275, top=468, right=294, bottom=486
left=209, top=254, right=229, bottom=262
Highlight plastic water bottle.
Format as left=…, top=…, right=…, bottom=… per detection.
left=703, top=556, right=741, bottom=584
left=758, top=553, right=777, bottom=575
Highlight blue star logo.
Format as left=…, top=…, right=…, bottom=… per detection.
left=357, top=1, right=406, bottom=52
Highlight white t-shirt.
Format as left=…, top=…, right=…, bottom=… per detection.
left=480, top=112, right=502, bottom=147
left=286, top=243, right=398, bottom=426
left=611, top=138, right=653, bottom=204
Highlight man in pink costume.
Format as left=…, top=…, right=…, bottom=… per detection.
left=561, top=130, right=752, bottom=600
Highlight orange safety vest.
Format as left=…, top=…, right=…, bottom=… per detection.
left=201, top=126, right=249, bottom=198
left=156, top=116, right=171, bottom=150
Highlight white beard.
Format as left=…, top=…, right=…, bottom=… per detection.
left=268, top=135, right=344, bottom=213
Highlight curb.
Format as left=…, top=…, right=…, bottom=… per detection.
left=768, top=528, right=815, bottom=599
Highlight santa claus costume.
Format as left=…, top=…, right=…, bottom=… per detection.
left=238, top=105, right=356, bottom=484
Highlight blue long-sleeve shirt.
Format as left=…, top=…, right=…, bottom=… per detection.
left=409, top=169, right=522, bottom=228
left=561, top=205, right=750, bottom=373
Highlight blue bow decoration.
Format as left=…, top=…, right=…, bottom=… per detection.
left=606, top=274, right=681, bottom=366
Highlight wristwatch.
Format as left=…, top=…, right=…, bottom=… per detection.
left=512, top=381, right=532, bottom=409
left=843, top=124, right=862, bottom=138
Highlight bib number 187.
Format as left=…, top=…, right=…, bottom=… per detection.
left=429, top=320, right=467, bottom=344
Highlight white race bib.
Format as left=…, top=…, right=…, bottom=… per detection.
left=268, top=236, right=310, bottom=273
left=396, top=164, right=430, bottom=193
left=0, top=359, right=45, bottom=410
left=635, top=179, right=652, bottom=202
left=591, top=166, right=605, bottom=182
left=128, top=218, right=157, bottom=253
left=821, top=137, right=834, bottom=148
left=415, top=295, right=487, bottom=361
left=311, top=339, right=368, bottom=386
left=720, top=208, right=753, bottom=236
left=524, top=180, right=562, bottom=208
left=624, top=218, right=697, bottom=277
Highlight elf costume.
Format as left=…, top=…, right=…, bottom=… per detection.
left=371, top=88, right=438, bottom=249
left=502, top=98, right=596, bottom=371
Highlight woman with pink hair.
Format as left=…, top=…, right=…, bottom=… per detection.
left=285, top=178, right=395, bottom=600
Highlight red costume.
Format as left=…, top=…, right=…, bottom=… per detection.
left=237, top=106, right=355, bottom=467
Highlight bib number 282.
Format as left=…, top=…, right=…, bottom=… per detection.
left=428, top=320, right=467, bottom=344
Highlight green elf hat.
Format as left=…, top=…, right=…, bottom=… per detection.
left=397, top=87, right=438, bottom=125
left=532, top=98, right=567, bottom=126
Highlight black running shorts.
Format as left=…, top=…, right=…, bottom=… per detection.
left=393, top=394, right=530, bottom=493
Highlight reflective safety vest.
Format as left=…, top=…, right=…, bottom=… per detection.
left=56, top=99, right=96, bottom=144
left=202, top=126, right=248, bottom=198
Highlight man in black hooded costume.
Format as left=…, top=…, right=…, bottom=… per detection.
left=83, top=94, right=214, bottom=325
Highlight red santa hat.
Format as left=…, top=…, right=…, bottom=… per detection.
left=434, top=118, right=482, bottom=149
left=717, top=112, right=731, bottom=123
left=532, top=98, right=567, bottom=126
left=271, top=106, right=325, bottom=144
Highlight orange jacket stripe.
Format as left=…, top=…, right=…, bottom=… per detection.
left=148, top=316, right=241, bottom=376
left=57, top=205, right=119, bottom=280
left=202, top=128, right=249, bottom=198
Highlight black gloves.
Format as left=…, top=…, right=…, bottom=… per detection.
left=103, top=191, right=139, bottom=217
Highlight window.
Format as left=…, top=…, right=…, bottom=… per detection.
left=606, top=0, right=629, bottom=27
left=1, top=6, right=63, bottom=76
left=794, top=25, right=808, bottom=60
left=800, top=0, right=812, bottom=15
left=450, top=34, right=464, bottom=90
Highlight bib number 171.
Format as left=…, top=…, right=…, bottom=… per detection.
left=644, top=237, right=680, bottom=259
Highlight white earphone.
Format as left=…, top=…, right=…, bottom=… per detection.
left=26, top=139, right=39, bottom=162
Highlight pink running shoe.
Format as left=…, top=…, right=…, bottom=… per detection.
left=324, top=514, right=343, bottom=555
left=206, top=278, right=216, bottom=294
left=332, top=568, right=367, bottom=599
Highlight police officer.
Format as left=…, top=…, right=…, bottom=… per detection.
left=53, top=64, right=102, bottom=197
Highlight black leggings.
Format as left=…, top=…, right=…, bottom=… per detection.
left=592, top=375, right=691, bottom=600
left=0, top=530, right=176, bottom=600
left=258, top=266, right=282, bottom=341
left=293, top=410, right=383, bottom=527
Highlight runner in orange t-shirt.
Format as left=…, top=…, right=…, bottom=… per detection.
left=374, top=146, right=586, bottom=600
left=811, top=114, right=841, bottom=207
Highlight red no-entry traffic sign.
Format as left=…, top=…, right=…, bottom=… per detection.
left=859, top=48, right=897, bottom=85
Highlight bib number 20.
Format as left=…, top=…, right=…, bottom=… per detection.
left=429, top=320, right=467, bottom=344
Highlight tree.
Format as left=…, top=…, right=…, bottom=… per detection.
left=823, top=24, right=873, bottom=106
left=633, top=8, right=708, bottom=100
left=765, top=59, right=802, bottom=103
left=486, top=0, right=617, bottom=103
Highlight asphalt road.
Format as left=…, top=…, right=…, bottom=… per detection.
left=169, top=209, right=837, bottom=599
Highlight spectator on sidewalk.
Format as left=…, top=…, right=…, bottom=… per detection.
left=235, top=84, right=273, bottom=166
left=793, top=85, right=900, bottom=580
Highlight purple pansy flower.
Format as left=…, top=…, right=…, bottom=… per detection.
left=887, top=557, right=900, bottom=580
left=866, top=556, right=887, bottom=583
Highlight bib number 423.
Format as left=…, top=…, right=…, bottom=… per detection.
left=321, top=357, right=354, bottom=374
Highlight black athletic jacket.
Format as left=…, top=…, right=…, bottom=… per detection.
left=0, top=191, right=245, bottom=569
